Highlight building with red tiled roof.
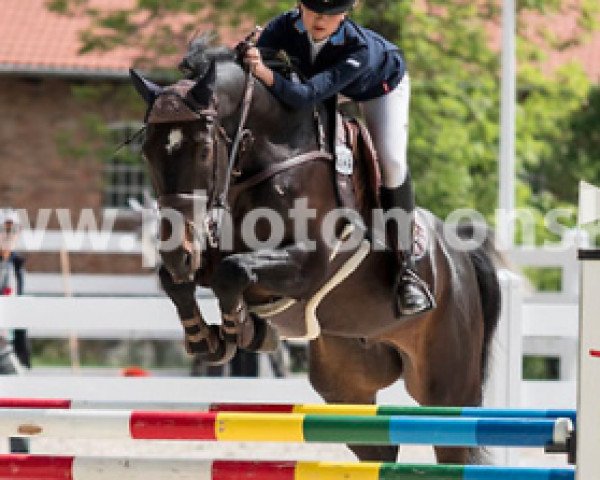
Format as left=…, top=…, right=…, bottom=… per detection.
left=0, top=0, right=193, bottom=274
left=0, top=0, right=243, bottom=275
left=2, top=0, right=599, bottom=80
left=0, top=0, right=141, bottom=77
left=0, top=0, right=598, bottom=276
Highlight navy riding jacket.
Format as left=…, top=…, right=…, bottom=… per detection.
left=256, top=9, right=406, bottom=109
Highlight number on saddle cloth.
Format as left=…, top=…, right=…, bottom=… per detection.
left=333, top=110, right=382, bottom=212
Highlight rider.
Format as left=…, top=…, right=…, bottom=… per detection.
left=0, top=209, right=30, bottom=454
left=244, top=0, right=433, bottom=316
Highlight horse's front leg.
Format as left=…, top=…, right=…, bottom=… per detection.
left=158, top=266, right=237, bottom=364
left=211, top=244, right=319, bottom=353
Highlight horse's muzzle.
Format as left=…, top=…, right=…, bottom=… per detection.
left=157, top=202, right=205, bottom=283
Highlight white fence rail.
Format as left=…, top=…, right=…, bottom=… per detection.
left=14, top=229, right=145, bottom=254
left=25, top=274, right=160, bottom=296
left=0, top=266, right=579, bottom=467
left=6, top=225, right=586, bottom=412
left=0, top=376, right=418, bottom=405
left=0, top=296, right=219, bottom=339
left=0, top=269, right=578, bottom=410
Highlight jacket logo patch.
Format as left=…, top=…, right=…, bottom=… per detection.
left=346, top=58, right=360, bottom=68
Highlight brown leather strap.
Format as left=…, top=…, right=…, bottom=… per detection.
left=220, top=73, right=256, bottom=205
left=229, top=150, right=333, bottom=204
left=334, top=117, right=357, bottom=210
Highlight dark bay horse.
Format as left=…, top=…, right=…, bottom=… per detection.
left=130, top=43, right=502, bottom=464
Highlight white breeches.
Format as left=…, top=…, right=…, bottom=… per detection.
left=359, top=74, right=411, bottom=189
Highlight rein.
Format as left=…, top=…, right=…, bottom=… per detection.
left=218, top=71, right=256, bottom=207
left=228, top=150, right=332, bottom=205
left=220, top=70, right=332, bottom=205
left=202, top=68, right=333, bottom=247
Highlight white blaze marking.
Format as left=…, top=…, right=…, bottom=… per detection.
left=166, top=129, right=183, bottom=154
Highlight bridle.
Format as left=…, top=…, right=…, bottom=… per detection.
left=147, top=66, right=333, bottom=252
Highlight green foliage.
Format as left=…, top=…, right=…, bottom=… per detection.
left=527, top=82, right=600, bottom=205
left=522, top=267, right=562, bottom=292
left=46, top=0, right=69, bottom=14
left=517, top=64, right=591, bottom=205
left=48, top=0, right=600, bottom=224
left=54, top=84, right=146, bottom=167
left=523, top=355, right=559, bottom=380
left=353, top=1, right=597, bottom=224
left=355, top=2, right=502, bottom=217
left=32, top=339, right=189, bottom=368
left=46, top=0, right=85, bottom=15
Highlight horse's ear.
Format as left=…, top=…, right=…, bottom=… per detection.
left=189, top=60, right=216, bottom=107
left=129, top=69, right=162, bottom=104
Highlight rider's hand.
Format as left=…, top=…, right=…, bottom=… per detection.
left=243, top=47, right=263, bottom=73
left=244, top=47, right=274, bottom=86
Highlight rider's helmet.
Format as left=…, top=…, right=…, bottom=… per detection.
left=300, top=0, right=355, bottom=14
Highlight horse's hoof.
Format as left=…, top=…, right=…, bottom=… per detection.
left=202, top=340, right=238, bottom=365
left=243, top=314, right=280, bottom=353
left=186, top=325, right=238, bottom=365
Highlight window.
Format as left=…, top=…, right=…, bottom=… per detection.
left=102, top=121, right=152, bottom=208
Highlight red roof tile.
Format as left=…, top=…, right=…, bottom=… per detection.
left=0, top=0, right=142, bottom=75
left=521, top=6, right=600, bottom=83
left=0, top=0, right=237, bottom=77
left=485, top=5, right=600, bottom=83
left=1, top=0, right=599, bottom=82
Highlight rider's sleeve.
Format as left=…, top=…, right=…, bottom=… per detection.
left=268, top=47, right=369, bottom=109
left=256, top=14, right=288, bottom=50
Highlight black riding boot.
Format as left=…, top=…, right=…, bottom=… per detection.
left=380, top=175, right=435, bottom=317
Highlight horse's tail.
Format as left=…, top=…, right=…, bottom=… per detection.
left=456, top=224, right=505, bottom=382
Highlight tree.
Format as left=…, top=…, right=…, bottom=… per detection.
left=48, top=0, right=600, bottom=223
left=355, top=1, right=502, bottom=217
left=356, top=1, right=598, bottom=222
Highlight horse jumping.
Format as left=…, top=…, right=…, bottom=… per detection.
left=129, top=41, right=503, bottom=464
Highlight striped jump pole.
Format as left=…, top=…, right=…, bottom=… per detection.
left=0, top=398, right=577, bottom=423
left=578, top=249, right=600, bottom=479
left=0, top=409, right=571, bottom=448
left=0, top=455, right=576, bottom=480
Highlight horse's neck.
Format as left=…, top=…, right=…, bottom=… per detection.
left=218, top=63, right=320, bottom=159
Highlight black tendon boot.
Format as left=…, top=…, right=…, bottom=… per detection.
left=380, top=175, right=435, bottom=317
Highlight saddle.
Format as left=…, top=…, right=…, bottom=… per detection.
left=334, top=113, right=381, bottom=212
left=333, top=111, right=428, bottom=260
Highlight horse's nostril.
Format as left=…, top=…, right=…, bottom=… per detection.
left=184, top=252, right=192, bottom=268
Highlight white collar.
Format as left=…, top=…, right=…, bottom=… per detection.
left=308, top=35, right=329, bottom=63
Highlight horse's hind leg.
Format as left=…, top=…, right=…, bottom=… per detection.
left=399, top=308, right=486, bottom=464
left=309, top=334, right=403, bottom=462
